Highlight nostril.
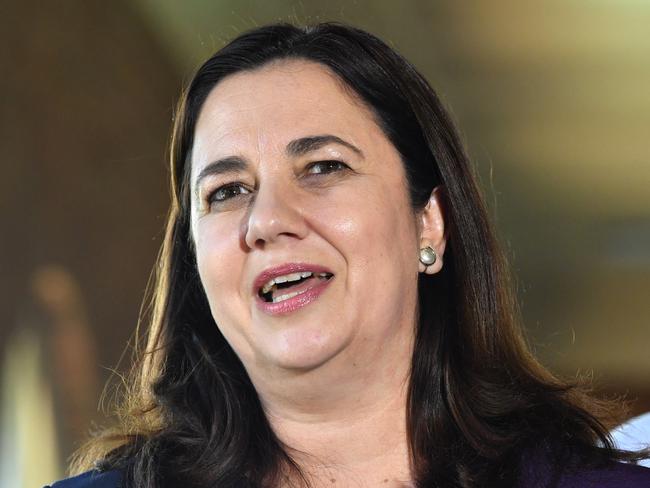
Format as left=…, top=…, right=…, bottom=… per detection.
left=243, top=191, right=310, bottom=249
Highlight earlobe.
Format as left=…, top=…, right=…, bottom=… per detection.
left=418, top=186, right=447, bottom=275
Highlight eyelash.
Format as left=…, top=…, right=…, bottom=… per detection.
left=205, top=160, right=350, bottom=207
left=207, top=183, right=251, bottom=205
left=304, top=160, right=349, bottom=175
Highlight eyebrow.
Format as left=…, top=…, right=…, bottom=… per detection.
left=286, top=134, right=363, bottom=158
left=194, top=134, right=363, bottom=188
left=195, top=156, right=247, bottom=189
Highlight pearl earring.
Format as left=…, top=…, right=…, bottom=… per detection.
left=419, top=246, right=437, bottom=267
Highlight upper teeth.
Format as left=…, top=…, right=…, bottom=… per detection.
left=261, top=271, right=330, bottom=295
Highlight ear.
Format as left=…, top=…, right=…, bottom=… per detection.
left=418, top=186, right=447, bottom=275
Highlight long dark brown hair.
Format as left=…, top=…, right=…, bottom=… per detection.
left=73, top=22, right=644, bottom=487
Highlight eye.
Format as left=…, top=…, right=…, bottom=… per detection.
left=207, top=183, right=251, bottom=205
left=305, top=160, right=350, bottom=175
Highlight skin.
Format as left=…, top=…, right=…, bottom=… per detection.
left=190, top=60, right=446, bottom=487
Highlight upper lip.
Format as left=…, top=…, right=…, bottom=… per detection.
left=252, top=262, right=334, bottom=297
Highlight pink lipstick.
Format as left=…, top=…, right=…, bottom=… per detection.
left=253, top=263, right=334, bottom=315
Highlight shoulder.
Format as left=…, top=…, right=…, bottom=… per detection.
left=520, top=446, right=650, bottom=488
left=555, top=461, right=650, bottom=487
left=45, top=469, right=123, bottom=488
left=611, top=412, right=650, bottom=468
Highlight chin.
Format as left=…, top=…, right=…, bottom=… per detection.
left=260, top=326, right=348, bottom=371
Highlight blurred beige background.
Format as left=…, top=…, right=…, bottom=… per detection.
left=1, top=1, right=648, bottom=485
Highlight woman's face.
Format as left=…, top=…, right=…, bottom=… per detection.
left=190, top=60, right=423, bottom=375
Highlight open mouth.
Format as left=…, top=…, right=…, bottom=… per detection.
left=259, top=271, right=334, bottom=303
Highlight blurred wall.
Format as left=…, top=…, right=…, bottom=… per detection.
left=0, top=1, right=178, bottom=483
left=1, top=0, right=648, bottom=483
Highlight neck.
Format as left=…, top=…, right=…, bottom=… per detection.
left=270, top=381, right=413, bottom=487
left=248, top=328, right=415, bottom=487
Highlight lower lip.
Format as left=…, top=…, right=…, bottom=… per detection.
left=255, top=277, right=334, bottom=315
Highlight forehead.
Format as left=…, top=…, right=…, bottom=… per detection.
left=191, top=60, right=384, bottom=170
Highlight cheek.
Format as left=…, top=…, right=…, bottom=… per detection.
left=309, top=182, right=418, bottom=299
left=194, top=217, right=244, bottom=311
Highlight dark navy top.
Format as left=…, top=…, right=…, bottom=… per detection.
left=47, top=461, right=650, bottom=487
left=524, top=461, right=650, bottom=487
left=47, top=469, right=122, bottom=488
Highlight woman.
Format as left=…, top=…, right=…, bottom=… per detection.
left=49, top=22, right=650, bottom=488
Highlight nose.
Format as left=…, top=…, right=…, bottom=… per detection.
left=243, top=180, right=309, bottom=250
